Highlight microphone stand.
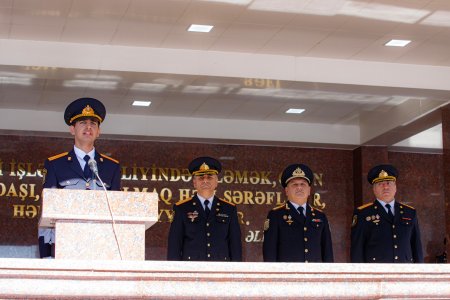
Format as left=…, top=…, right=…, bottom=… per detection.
left=90, top=161, right=123, bottom=260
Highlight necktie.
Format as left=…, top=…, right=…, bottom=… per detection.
left=386, top=203, right=394, bottom=221
left=83, top=155, right=92, bottom=179
left=204, top=199, right=210, bottom=218
left=297, top=206, right=305, bottom=224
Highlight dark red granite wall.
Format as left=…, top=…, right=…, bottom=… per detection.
left=0, top=134, right=445, bottom=262
left=388, top=151, right=446, bottom=262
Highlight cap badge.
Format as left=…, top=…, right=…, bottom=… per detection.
left=82, top=105, right=95, bottom=117
left=292, top=167, right=305, bottom=177
left=379, top=170, right=388, bottom=178
left=199, top=162, right=210, bottom=171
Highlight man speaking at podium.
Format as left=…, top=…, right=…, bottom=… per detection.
left=38, top=98, right=121, bottom=259
left=167, top=156, right=242, bottom=261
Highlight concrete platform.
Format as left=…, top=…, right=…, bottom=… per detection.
left=0, top=258, right=449, bottom=299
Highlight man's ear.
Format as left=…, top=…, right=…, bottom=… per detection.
left=69, top=125, right=75, bottom=136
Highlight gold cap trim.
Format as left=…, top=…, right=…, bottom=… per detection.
left=69, top=105, right=103, bottom=124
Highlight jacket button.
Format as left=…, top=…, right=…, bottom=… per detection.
left=207, top=243, right=211, bottom=247
left=304, top=237, right=308, bottom=242
left=392, top=225, right=395, bottom=229
left=206, top=223, right=210, bottom=227
left=305, top=249, right=308, bottom=253
left=394, top=245, right=398, bottom=248
left=393, top=235, right=397, bottom=239
left=207, top=254, right=211, bottom=258
left=372, top=258, right=376, bottom=261
left=395, top=256, right=398, bottom=260
left=207, top=233, right=210, bottom=237
left=304, top=227, right=307, bottom=231
left=188, top=257, right=191, bottom=260
left=305, top=260, right=309, bottom=263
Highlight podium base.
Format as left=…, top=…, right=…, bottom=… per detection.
left=56, top=221, right=145, bottom=260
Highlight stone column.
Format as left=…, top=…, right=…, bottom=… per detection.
left=441, top=105, right=450, bottom=260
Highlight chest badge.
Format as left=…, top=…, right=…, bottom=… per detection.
left=285, top=215, right=293, bottom=225
left=187, top=211, right=199, bottom=222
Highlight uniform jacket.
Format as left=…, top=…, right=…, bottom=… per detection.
left=167, top=194, right=242, bottom=261
left=43, top=149, right=121, bottom=191
left=350, top=200, right=423, bottom=263
left=39, top=149, right=121, bottom=258
left=263, top=201, right=334, bottom=262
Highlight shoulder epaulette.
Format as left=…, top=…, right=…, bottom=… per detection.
left=272, top=203, right=286, bottom=211
left=357, top=202, right=373, bottom=210
left=400, top=202, right=415, bottom=210
left=48, top=152, right=69, bottom=161
left=175, top=197, right=193, bottom=206
left=100, top=153, right=119, bottom=164
left=218, top=198, right=235, bottom=206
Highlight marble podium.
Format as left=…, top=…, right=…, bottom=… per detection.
left=39, top=188, right=158, bottom=260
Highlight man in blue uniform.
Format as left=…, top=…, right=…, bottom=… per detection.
left=38, top=97, right=121, bottom=258
left=167, top=156, right=242, bottom=261
left=351, top=164, right=423, bottom=263
left=263, top=163, right=334, bottom=262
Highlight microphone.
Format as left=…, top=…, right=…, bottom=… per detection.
left=88, top=158, right=99, bottom=177
left=88, top=157, right=123, bottom=260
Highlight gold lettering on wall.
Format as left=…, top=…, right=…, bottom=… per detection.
left=314, top=173, right=323, bottom=187
left=237, top=211, right=250, bottom=226
left=224, top=190, right=283, bottom=205
left=8, top=159, right=44, bottom=180
left=158, top=209, right=175, bottom=223
left=313, top=193, right=325, bottom=209
left=243, top=78, right=281, bottom=89
left=0, top=183, right=40, bottom=201
left=245, top=230, right=264, bottom=243
left=0, top=159, right=328, bottom=223
left=13, top=204, right=40, bottom=219
left=121, top=165, right=191, bottom=182
left=219, top=170, right=274, bottom=186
